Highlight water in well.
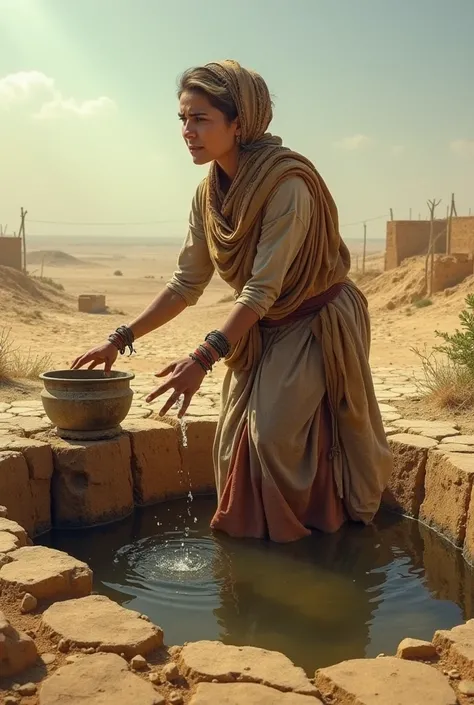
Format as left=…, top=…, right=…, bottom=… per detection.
left=40, top=496, right=474, bottom=673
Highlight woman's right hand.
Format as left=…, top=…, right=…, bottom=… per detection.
left=71, top=341, right=118, bottom=375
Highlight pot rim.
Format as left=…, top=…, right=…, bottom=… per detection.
left=40, top=369, right=135, bottom=383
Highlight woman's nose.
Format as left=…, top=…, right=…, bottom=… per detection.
left=183, top=121, right=196, bottom=139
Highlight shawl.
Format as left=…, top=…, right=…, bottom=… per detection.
left=199, top=60, right=351, bottom=371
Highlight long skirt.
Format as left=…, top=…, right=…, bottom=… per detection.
left=210, top=283, right=393, bottom=543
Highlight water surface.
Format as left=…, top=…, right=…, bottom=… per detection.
left=40, top=496, right=474, bottom=673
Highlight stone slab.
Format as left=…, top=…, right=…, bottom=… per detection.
left=189, top=683, right=321, bottom=704
left=420, top=452, right=474, bottom=546
left=39, top=653, right=165, bottom=705
left=50, top=435, right=133, bottom=528
left=315, top=657, right=456, bottom=704
left=442, top=435, right=474, bottom=446
left=0, top=546, right=92, bottom=600
left=383, top=435, right=437, bottom=517
left=179, top=641, right=317, bottom=696
left=40, top=595, right=163, bottom=657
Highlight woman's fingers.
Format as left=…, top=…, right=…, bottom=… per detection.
left=159, top=391, right=181, bottom=417
left=155, top=362, right=177, bottom=378
left=71, top=353, right=91, bottom=370
left=88, top=360, right=99, bottom=370
left=177, top=392, right=193, bottom=418
left=145, top=378, right=175, bottom=404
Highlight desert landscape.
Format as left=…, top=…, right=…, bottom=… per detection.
left=0, top=231, right=471, bottom=417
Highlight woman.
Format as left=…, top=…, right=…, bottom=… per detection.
left=73, top=60, right=393, bottom=543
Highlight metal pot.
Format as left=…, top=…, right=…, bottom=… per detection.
left=40, top=369, right=134, bottom=440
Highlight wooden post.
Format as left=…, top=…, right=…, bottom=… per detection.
left=446, top=193, right=454, bottom=255
left=19, top=207, right=28, bottom=272
left=362, top=222, right=367, bottom=275
left=389, top=208, right=394, bottom=221
left=40, top=254, right=45, bottom=279
left=425, top=198, right=441, bottom=295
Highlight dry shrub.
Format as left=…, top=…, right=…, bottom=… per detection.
left=412, top=347, right=474, bottom=411
left=0, top=328, right=52, bottom=381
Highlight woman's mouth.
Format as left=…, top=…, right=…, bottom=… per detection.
left=188, top=145, right=203, bottom=153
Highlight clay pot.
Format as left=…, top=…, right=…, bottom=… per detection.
left=40, top=370, right=134, bottom=440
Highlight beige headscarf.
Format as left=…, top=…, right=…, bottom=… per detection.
left=198, top=60, right=350, bottom=371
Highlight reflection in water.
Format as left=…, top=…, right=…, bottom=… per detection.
left=38, top=496, right=474, bottom=673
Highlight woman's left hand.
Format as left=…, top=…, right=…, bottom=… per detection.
left=146, top=357, right=206, bottom=417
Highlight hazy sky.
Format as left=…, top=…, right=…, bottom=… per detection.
left=1, top=0, right=473, bottom=242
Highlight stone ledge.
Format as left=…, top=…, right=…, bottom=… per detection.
left=420, top=451, right=474, bottom=547
left=315, top=657, right=457, bottom=704
left=40, top=594, right=163, bottom=657
left=0, top=545, right=92, bottom=601
left=38, top=652, right=165, bottom=705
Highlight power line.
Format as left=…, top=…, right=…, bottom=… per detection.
left=28, top=218, right=184, bottom=226
left=28, top=213, right=389, bottom=228
left=340, top=214, right=389, bottom=227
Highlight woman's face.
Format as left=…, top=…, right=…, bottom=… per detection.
left=179, top=90, right=240, bottom=166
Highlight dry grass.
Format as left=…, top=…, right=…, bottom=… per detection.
left=0, top=328, right=52, bottom=381
left=413, top=346, right=474, bottom=410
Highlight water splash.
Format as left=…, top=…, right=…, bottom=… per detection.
left=163, top=393, right=196, bottom=570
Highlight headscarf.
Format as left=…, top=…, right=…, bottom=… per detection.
left=198, top=60, right=350, bottom=371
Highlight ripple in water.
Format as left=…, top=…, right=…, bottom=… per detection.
left=111, top=534, right=226, bottom=610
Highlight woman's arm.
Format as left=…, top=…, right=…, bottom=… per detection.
left=148, top=177, right=313, bottom=415
left=72, top=184, right=214, bottom=372
left=127, top=288, right=188, bottom=340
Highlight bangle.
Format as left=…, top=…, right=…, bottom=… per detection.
left=205, top=330, right=231, bottom=358
left=108, top=325, right=136, bottom=356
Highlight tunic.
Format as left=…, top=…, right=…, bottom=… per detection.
left=167, top=176, right=392, bottom=542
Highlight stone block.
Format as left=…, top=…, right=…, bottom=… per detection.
left=463, top=482, right=474, bottom=567
left=0, top=545, right=92, bottom=601
left=382, top=434, right=437, bottom=517
left=180, top=417, right=217, bottom=494
left=50, top=435, right=133, bottom=528
left=77, top=294, right=106, bottom=314
left=315, top=657, right=456, bottom=704
left=396, top=638, right=437, bottom=660
left=40, top=595, right=163, bottom=657
left=0, top=610, right=38, bottom=677
left=38, top=653, right=164, bottom=705
left=0, top=438, right=53, bottom=535
left=0, top=451, right=35, bottom=535
left=178, top=641, right=317, bottom=696
left=434, top=621, right=474, bottom=676
left=189, top=683, right=320, bottom=704
left=420, top=452, right=474, bottom=546
left=124, top=419, right=183, bottom=504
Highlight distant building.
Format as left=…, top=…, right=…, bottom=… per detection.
left=0, top=235, right=22, bottom=271
left=385, top=216, right=474, bottom=270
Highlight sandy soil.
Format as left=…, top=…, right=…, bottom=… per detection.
left=0, top=238, right=471, bottom=408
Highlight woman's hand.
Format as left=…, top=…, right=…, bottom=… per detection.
left=71, top=341, right=119, bottom=375
left=146, top=357, right=206, bottom=417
